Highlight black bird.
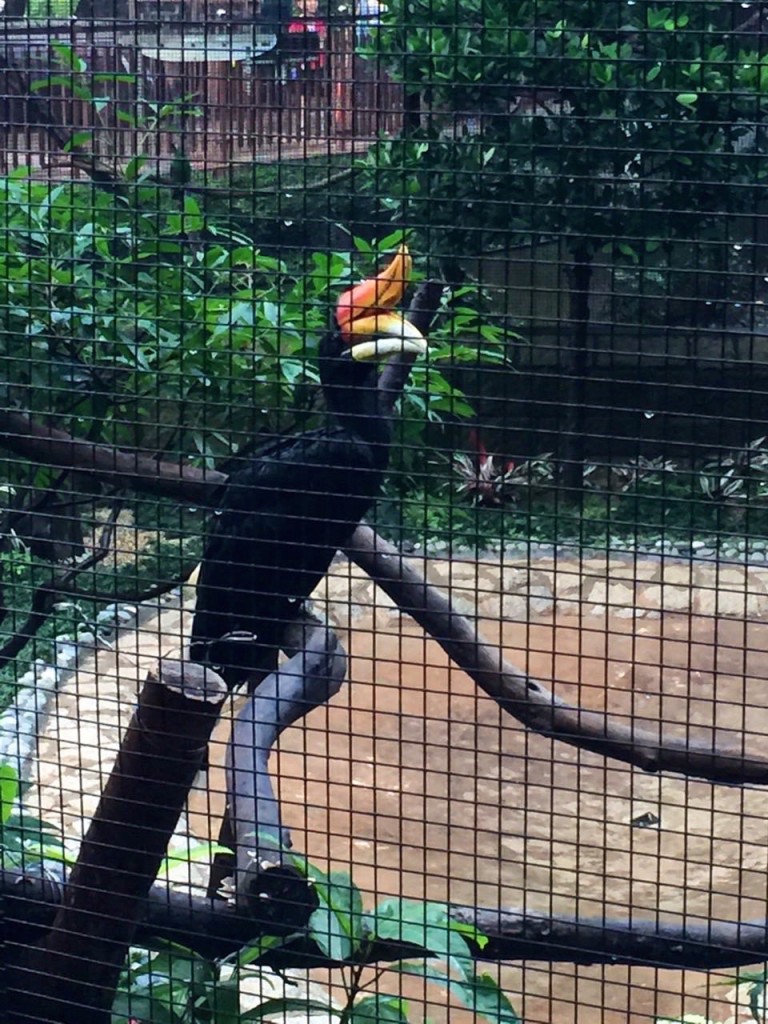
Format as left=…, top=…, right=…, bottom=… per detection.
left=189, top=246, right=427, bottom=688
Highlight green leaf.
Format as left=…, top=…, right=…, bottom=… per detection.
left=51, top=43, right=87, bottom=72
left=111, top=992, right=177, bottom=1023
left=376, top=228, right=409, bottom=251
left=309, top=903, right=354, bottom=962
left=207, top=978, right=241, bottom=1023
left=370, top=899, right=474, bottom=971
left=352, top=235, right=374, bottom=255
left=349, top=995, right=410, bottom=1024
left=123, top=155, right=149, bottom=180
left=454, top=972, right=521, bottom=1024
left=0, top=764, right=19, bottom=826
left=29, top=75, right=77, bottom=93
left=240, top=997, right=341, bottom=1021
left=182, top=194, right=204, bottom=233
left=749, top=975, right=767, bottom=1022
left=287, top=853, right=366, bottom=956
left=156, top=840, right=230, bottom=882
left=392, top=962, right=520, bottom=1024
left=224, top=933, right=289, bottom=969
left=62, top=130, right=93, bottom=153
left=675, top=93, right=698, bottom=107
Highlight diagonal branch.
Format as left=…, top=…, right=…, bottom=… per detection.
left=346, top=525, right=768, bottom=786
left=3, top=407, right=768, bottom=785
left=3, top=274, right=766, bottom=786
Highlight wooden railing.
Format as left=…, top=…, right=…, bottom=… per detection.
left=0, top=24, right=403, bottom=174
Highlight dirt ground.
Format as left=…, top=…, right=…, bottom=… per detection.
left=26, top=545, right=768, bottom=1024
left=186, top=601, right=768, bottom=1024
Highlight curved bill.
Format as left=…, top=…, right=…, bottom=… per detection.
left=335, top=244, right=427, bottom=360
left=346, top=312, right=428, bottom=361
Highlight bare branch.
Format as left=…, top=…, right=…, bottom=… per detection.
left=0, top=501, right=124, bottom=671
left=4, top=407, right=767, bottom=785
left=346, top=525, right=768, bottom=786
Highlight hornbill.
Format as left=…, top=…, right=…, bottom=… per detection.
left=189, top=246, right=427, bottom=688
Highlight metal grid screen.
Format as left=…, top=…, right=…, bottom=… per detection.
left=1, top=1, right=767, bottom=1022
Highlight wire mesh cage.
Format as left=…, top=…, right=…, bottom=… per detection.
left=1, top=0, right=768, bottom=1021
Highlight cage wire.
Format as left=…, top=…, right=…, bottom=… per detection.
left=0, top=0, right=767, bottom=1022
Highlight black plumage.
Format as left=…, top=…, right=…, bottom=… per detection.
left=189, top=324, right=404, bottom=688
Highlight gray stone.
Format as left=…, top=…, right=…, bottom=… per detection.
left=501, top=593, right=528, bottom=620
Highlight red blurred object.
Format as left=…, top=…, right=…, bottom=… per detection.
left=456, top=429, right=515, bottom=506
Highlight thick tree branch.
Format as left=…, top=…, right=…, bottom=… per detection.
left=4, top=407, right=768, bottom=785
left=4, top=862, right=768, bottom=972
left=0, top=409, right=225, bottom=503
left=346, top=525, right=768, bottom=786
left=4, top=403, right=767, bottom=785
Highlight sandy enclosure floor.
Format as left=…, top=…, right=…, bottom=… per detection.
left=28, top=550, right=768, bottom=1024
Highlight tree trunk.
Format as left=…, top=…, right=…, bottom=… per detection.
left=561, top=245, right=593, bottom=496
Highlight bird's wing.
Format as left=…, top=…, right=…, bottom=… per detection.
left=222, top=426, right=324, bottom=476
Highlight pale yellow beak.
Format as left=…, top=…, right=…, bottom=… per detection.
left=346, top=313, right=429, bottom=361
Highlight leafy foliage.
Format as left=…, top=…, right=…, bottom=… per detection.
left=0, top=174, right=507, bottom=474
left=112, top=847, right=519, bottom=1023
left=364, top=0, right=768, bottom=264
left=0, top=761, right=70, bottom=869
left=5, top=42, right=509, bottom=466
